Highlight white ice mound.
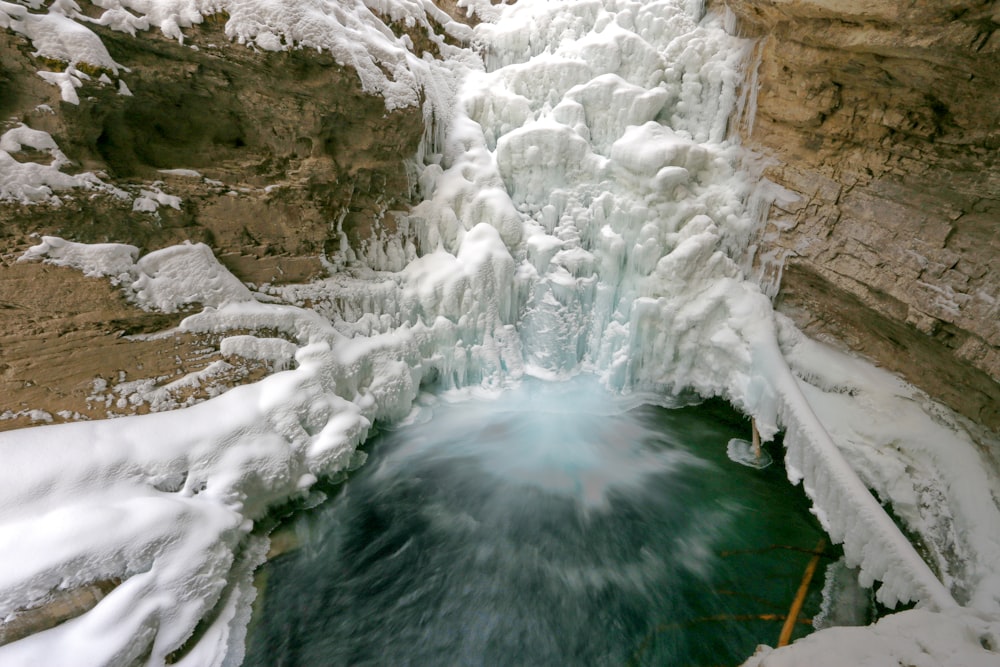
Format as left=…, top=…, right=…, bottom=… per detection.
left=20, top=237, right=253, bottom=312
left=19, top=235, right=138, bottom=278
left=132, top=242, right=254, bottom=312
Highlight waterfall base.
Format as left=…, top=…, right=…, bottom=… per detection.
left=244, top=381, right=832, bottom=666
left=727, top=438, right=773, bottom=469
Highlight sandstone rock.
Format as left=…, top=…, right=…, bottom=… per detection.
left=0, top=255, right=274, bottom=431
left=0, top=11, right=433, bottom=427
left=715, top=0, right=1000, bottom=432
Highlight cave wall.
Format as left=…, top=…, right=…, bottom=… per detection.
left=716, top=0, right=1000, bottom=431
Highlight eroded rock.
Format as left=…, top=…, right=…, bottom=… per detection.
left=0, top=10, right=431, bottom=429
left=716, top=0, right=1000, bottom=431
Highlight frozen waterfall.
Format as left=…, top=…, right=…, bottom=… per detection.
left=3, top=1, right=998, bottom=666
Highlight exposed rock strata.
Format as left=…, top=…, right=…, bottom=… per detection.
left=0, top=13, right=432, bottom=430
left=716, top=0, right=1000, bottom=431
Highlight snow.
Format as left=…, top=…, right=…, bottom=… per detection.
left=1, top=0, right=999, bottom=665
left=0, top=125, right=133, bottom=202
left=777, top=318, right=1000, bottom=614
left=0, top=409, right=55, bottom=424
left=0, top=125, right=105, bottom=202
left=128, top=240, right=252, bottom=311
left=219, top=335, right=298, bottom=370
left=4, top=0, right=478, bottom=112
left=0, top=1, right=121, bottom=73
left=18, top=235, right=138, bottom=279
left=743, top=607, right=1000, bottom=667
left=21, top=237, right=253, bottom=311
left=132, top=186, right=182, bottom=214
left=749, top=327, right=957, bottom=611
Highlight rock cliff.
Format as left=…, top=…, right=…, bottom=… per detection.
left=715, top=0, right=1000, bottom=431
left=1, top=10, right=430, bottom=429
left=3, top=0, right=998, bottom=438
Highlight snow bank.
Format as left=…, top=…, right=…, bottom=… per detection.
left=743, top=607, right=1000, bottom=667
left=0, top=344, right=384, bottom=665
left=776, top=318, right=1000, bottom=614
left=747, top=329, right=956, bottom=611
left=21, top=237, right=253, bottom=311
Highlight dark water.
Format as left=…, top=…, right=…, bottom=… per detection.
left=244, top=381, right=829, bottom=666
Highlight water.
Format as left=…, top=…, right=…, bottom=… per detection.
left=244, top=381, right=829, bottom=666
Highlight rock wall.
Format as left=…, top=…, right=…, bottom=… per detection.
left=716, top=0, right=1000, bottom=431
left=0, top=12, right=430, bottom=430
left=4, top=1, right=998, bottom=436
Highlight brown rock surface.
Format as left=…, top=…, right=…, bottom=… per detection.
left=2, top=14, right=425, bottom=268
left=716, top=0, right=1000, bottom=431
left=1, top=11, right=437, bottom=429
left=0, top=253, right=273, bottom=430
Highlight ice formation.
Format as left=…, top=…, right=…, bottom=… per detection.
left=1, top=1, right=999, bottom=665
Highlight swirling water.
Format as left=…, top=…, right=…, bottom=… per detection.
left=244, top=380, right=831, bottom=666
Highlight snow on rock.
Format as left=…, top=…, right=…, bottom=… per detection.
left=132, top=186, right=182, bottom=214
left=0, top=124, right=138, bottom=202
left=219, top=335, right=298, bottom=370
left=0, top=124, right=70, bottom=165
left=0, top=0, right=127, bottom=103
left=0, top=1, right=121, bottom=72
left=2, top=1, right=999, bottom=666
left=5, top=0, right=476, bottom=112
left=0, top=124, right=113, bottom=202
left=18, top=235, right=138, bottom=279
left=132, top=242, right=255, bottom=311
left=20, top=237, right=253, bottom=311
left=0, top=146, right=87, bottom=201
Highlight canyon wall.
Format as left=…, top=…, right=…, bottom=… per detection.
left=3, top=1, right=998, bottom=437
left=717, top=0, right=1000, bottom=431
left=0, top=12, right=431, bottom=430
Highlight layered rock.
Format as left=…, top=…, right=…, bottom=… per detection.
left=716, top=0, right=1000, bottom=431
left=0, top=12, right=431, bottom=430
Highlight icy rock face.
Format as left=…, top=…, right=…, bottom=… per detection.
left=718, top=0, right=1000, bottom=432
left=0, top=0, right=447, bottom=428
left=1, top=0, right=475, bottom=109
left=1, top=1, right=999, bottom=666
